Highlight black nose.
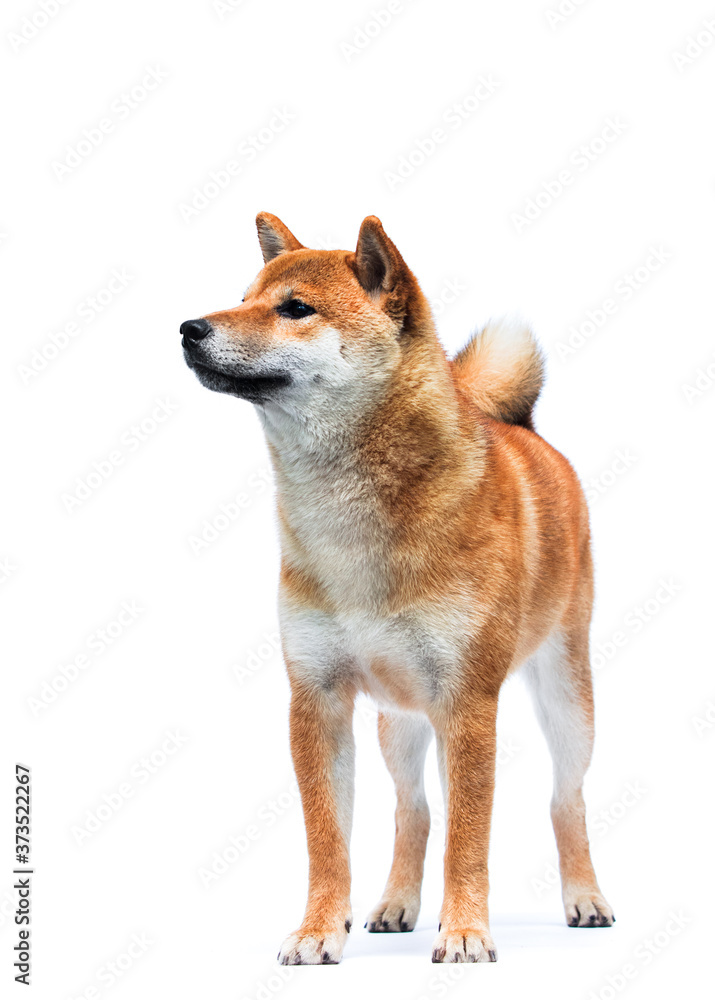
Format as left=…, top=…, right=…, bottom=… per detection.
left=181, top=318, right=212, bottom=344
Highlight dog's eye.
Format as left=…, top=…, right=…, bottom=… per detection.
left=277, top=299, right=315, bottom=319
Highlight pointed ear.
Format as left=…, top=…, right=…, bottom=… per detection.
left=354, top=216, right=405, bottom=294
left=255, top=212, right=304, bottom=263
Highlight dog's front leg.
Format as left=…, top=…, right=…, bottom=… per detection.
left=432, top=692, right=499, bottom=963
left=277, top=673, right=355, bottom=965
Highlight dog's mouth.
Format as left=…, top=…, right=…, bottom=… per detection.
left=185, top=355, right=291, bottom=401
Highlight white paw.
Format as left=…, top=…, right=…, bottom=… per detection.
left=564, top=889, right=615, bottom=927
left=277, top=921, right=350, bottom=965
left=431, top=926, right=497, bottom=963
left=365, top=891, right=420, bottom=932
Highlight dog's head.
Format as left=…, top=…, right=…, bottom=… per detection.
left=181, top=214, right=431, bottom=412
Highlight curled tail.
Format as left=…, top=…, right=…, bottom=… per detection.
left=452, top=318, right=545, bottom=430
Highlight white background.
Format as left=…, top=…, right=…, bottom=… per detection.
left=2, top=0, right=714, bottom=998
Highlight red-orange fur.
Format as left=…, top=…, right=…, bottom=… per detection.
left=184, top=213, right=614, bottom=964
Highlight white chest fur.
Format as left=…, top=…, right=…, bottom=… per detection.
left=263, top=407, right=475, bottom=708
left=280, top=598, right=472, bottom=711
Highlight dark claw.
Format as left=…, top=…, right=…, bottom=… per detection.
left=594, top=905, right=614, bottom=927
left=488, top=949, right=498, bottom=962
left=400, top=921, right=411, bottom=932
left=345, top=920, right=352, bottom=933
left=432, top=946, right=446, bottom=963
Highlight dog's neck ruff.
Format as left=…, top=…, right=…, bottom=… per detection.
left=257, top=351, right=488, bottom=612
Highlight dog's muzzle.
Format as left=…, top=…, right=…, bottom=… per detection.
left=180, top=318, right=291, bottom=402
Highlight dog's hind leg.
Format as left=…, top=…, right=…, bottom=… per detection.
left=524, top=628, right=615, bottom=927
left=365, top=710, right=433, bottom=932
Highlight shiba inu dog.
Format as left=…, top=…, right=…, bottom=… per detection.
left=181, top=213, right=614, bottom=964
